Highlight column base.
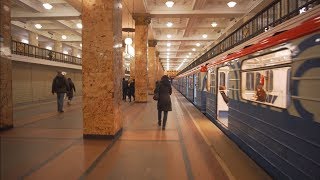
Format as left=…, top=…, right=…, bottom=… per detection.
left=83, top=128, right=123, bottom=139
left=0, top=125, right=13, bottom=131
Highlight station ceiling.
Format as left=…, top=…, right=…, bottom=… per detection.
left=11, top=0, right=273, bottom=70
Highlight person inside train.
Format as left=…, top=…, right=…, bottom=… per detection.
left=219, top=85, right=229, bottom=104
left=155, top=75, right=172, bottom=130
left=255, top=84, right=266, bottom=102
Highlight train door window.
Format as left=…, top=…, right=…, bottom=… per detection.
left=219, top=72, right=226, bottom=86
left=217, top=66, right=229, bottom=127
left=210, top=70, right=215, bottom=94
left=241, top=49, right=292, bottom=108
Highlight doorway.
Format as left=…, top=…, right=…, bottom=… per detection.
left=217, top=66, right=229, bottom=127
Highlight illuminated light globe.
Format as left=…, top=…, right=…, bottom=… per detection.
left=125, top=37, right=133, bottom=45
left=165, top=1, right=174, bottom=8
left=227, top=1, right=237, bottom=8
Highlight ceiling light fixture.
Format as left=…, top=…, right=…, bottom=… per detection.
left=46, top=46, right=52, bottom=50
left=211, top=22, right=218, bottom=27
left=61, top=35, right=67, bottom=39
left=80, top=43, right=82, bottom=47
left=202, top=34, right=208, bottom=38
left=167, top=43, right=171, bottom=47
left=43, top=3, right=53, bottom=10
left=189, top=52, right=192, bottom=55
left=167, top=34, right=172, bottom=38
left=125, top=37, right=133, bottom=45
left=76, top=23, right=83, bottom=29
left=227, top=1, right=237, bottom=8
left=167, top=48, right=170, bottom=51
left=167, top=22, right=173, bottom=27
left=165, top=1, right=174, bottom=8
left=192, top=48, right=196, bottom=51
left=77, top=54, right=81, bottom=58
left=63, top=50, right=68, bottom=54
left=196, top=43, right=200, bottom=47
left=34, top=24, right=42, bottom=29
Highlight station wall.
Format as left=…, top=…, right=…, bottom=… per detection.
left=12, top=61, right=82, bottom=106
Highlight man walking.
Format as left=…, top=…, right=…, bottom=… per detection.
left=52, top=71, right=70, bottom=112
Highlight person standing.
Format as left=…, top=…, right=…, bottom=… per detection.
left=155, top=75, right=172, bottom=130
left=52, top=71, right=70, bottom=112
left=122, top=78, right=128, bottom=101
left=67, top=78, right=76, bottom=105
left=129, top=79, right=135, bottom=101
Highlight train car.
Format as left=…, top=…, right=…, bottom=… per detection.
left=174, top=16, right=320, bottom=179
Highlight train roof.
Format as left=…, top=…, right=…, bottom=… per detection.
left=177, top=16, right=320, bottom=77
left=212, top=15, right=320, bottom=66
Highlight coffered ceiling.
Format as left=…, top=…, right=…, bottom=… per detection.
left=11, top=0, right=272, bottom=70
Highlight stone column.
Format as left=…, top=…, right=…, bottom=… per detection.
left=155, top=52, right=159, bottom=81
left=147, top=40, right=157, bottom=94
left=0, top=0, right=13, bottom=130
left=133, top=14, right=150, bottom=102
left=54, top=41, right=62, bottom=53
left=82, top=0, right=123, bottom=138
left=130, top=57, right=135, bottom=79
left=28, top=32, right=38, bottom=46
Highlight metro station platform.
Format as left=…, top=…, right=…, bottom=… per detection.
left=0, top=89, right=270, bottom=180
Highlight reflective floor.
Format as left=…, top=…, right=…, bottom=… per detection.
left=0, top=89, right=271, bottom=180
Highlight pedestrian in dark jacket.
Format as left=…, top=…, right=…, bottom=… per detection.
left=155, top=75, right=172, bottom=130
left=122, top=78, right=129, bottom=101
left=129, top=79, right=135, bottom=101
left=67, top=78, right=76, bottom=105
left=52, top=71, right=70, bottom=112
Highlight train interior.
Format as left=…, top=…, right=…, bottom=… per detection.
left=217, top=66, right=229, bottom=127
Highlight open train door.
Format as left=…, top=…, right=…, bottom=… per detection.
left=217, top=66, right=229, bottom=127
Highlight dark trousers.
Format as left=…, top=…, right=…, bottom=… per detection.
left=158, top=110, right=168, bottom=127
left=57, top=93, right=65, bottom=112
left=122, top=89, right=127, bottom=100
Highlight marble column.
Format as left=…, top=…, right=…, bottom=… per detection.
left=82, top=0, right=123, bottom=138
left=0, top=0, right=13, bottom=130
left=28, top=32, right=38, bottom=46
left=147, top=40, right=157, bottom=94
left=130, top=57, right=135, bottom=79
left=155, top=52, right=159, bottom=81
left=133, top=14, right=150, bottom=102
left=54, top=41, right=62, bottom=53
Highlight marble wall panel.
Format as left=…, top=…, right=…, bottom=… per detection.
left=0, top=0, right=13, bottom=130
left=82, top=0, right=122, bottom=136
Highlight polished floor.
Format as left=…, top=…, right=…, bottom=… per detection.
left=0, top=89, right=271, bottom=180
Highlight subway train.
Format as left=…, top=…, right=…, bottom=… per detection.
left=173, top=16, right=320, bottom=179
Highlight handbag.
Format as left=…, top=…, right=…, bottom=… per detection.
left=153, top=93, right=159, bottom=101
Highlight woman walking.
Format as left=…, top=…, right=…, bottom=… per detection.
left=154, top=75, right=172, bottom=130
left=67, top=78, right=76, bottom=105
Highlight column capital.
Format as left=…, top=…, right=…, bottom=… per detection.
left=148, top=40, right=157, bottom=47
left=133, top=13, right=151, bottom=25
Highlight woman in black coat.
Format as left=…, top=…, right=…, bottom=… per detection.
left=154, top=75, right=172, bottom=130
left=67, top=78, right=76, bottom=104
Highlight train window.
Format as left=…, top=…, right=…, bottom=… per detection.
left=220, top=72, right=226, bottom=86
left=245, top=72, right=254, bottom=90
left=242, top=49, right=291, bottom=70
left=241, top=49, right=292, bottom=108
left=210, top=70, right=215, bottom=94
